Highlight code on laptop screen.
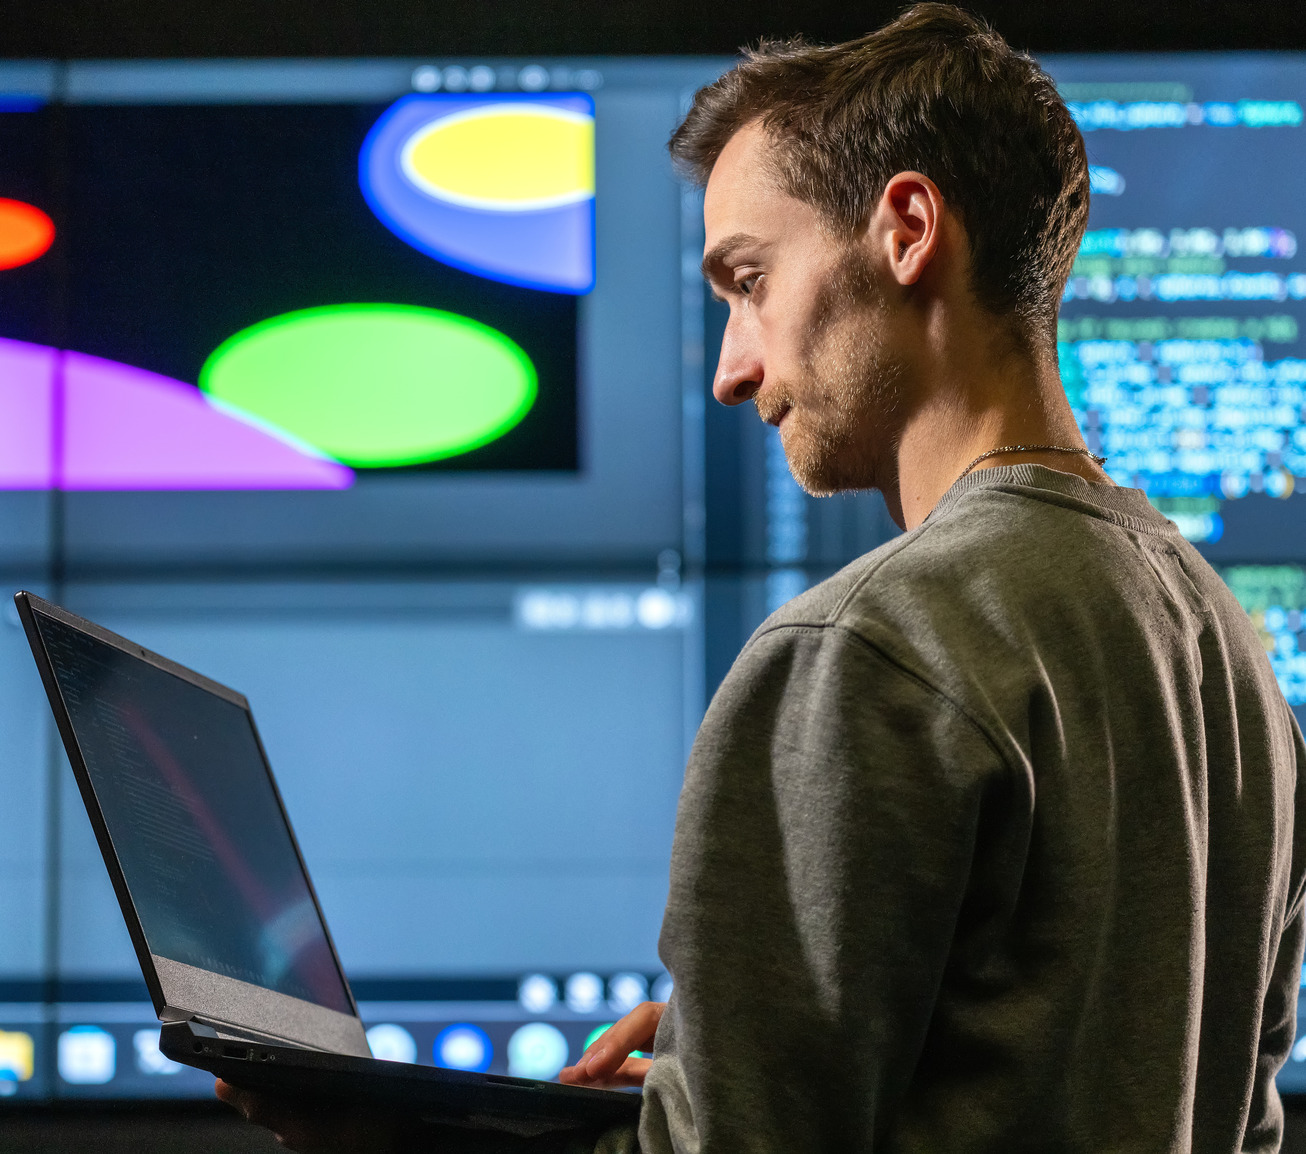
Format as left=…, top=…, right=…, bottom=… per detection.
left=34, top=610, right=353, bottom=1016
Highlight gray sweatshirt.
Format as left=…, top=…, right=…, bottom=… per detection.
left=632, top=464, right=1306, bottom=1154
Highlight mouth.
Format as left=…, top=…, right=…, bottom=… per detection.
left=763, top=403, right=790, bottom=428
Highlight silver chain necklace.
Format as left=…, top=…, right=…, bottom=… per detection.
left=956, top=444, right=1107, bottom=481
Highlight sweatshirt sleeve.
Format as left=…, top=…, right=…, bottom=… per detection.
left=638, top=622, right=1008, bottom=1154
left=1242, top=714, right=1306, bottom=1153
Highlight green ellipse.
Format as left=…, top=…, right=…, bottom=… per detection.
left=199, top=304, right=538, bottom=466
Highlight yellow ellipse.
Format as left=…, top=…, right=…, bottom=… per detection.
left=400, top=104, right=595, bottom=212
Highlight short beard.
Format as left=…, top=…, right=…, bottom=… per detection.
left=760, top=248, right=905, bottom=497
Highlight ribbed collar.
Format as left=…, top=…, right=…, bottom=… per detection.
left=929, top=463, right=1179, bottom=537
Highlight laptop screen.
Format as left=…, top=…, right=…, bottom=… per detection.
left=33, top=608, right=353, bottom=1016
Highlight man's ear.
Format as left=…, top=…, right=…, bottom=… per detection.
left=872, top=171, right=945, bottom=287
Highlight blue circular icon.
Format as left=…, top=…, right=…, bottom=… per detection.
left=434, top=1023, right=492, bottom=1072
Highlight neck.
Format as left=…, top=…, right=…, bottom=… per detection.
left=881, top=334, right=1107, bottom=530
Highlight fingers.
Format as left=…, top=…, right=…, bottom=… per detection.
left=215, top=1078, right=264, bottom=1119
left=216, top=1079, right=303, bottom=1141
left=558, top=1001, right=665, bottom=1088
left=559, top=1055, right=652, bottom=1089
left=213, top=1004, right=671, bottom=1144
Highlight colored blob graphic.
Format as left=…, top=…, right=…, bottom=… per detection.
left=0, top=339, right=54, bottom=487
left=200, top=304, right=537, bottom=466
left=0, top=337, right=352, bottom=490
left=0, top=199, right=54, bottom=270
left=402, top=105, right=593, bottom=211
left=360, top=95, right=595, bottom=293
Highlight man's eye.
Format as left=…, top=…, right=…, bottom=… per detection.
left=738, top=274, right=760, bottom=296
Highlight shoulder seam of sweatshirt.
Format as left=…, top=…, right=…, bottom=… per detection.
left=740, top=620, right=1015, bottom=783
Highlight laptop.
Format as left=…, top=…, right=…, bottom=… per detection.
left=14, top=590, right=641, bottom=1136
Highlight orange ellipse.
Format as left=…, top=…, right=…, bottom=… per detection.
left=0, top=199, right=54, bottom=271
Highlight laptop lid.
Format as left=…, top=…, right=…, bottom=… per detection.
left=16, top=591, right=370, bottom=1058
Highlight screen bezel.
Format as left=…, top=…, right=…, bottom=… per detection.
left=14, top=590, right=371, bottom=1057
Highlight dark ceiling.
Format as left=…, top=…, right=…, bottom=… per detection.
left=7, top=0, right=1306, bottom=58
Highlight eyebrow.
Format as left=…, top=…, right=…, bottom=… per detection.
left=700, top=232, right=765, bottom=282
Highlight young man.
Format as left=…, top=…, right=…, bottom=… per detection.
left=224, top=5, right=1306, bottom=1150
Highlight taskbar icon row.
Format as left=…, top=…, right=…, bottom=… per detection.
left=0, top=1004, right=645, bottom=1100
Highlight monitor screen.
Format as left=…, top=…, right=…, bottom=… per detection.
left=1042, top=55, right=1306, bottom=751
left=0, top=58, right=700, bottom=569
left=31, top=607, right=353, bottom=1016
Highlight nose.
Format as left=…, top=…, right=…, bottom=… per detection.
left=712, top=316, right=763, bottom=406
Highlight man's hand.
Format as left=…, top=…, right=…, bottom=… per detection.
left=216, top=1078, right=399, bottom=1152
left=557, top=1001, right=664, bottom=1089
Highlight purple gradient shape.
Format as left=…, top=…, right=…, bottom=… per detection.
left=360, top=94, right=595, bottom=294
left=0, top=337, right=353, bottom=491
left=0, top=337, right=55, bottom=487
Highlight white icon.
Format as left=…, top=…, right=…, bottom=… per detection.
left=516, top=587, right=689, bottom=632
left=518, top=974, right=558, bottom=1014
left=366, top=1024, right=417, bottom=1065
left=652, top=973, right=674, bottom=1003
left=518, top=65, right=550, bottom=92
left=636, top=588, right=678, bottom=629
left=607, top=972, right=648, bottom=1015
left=507, top=1022, right=569, bottom=1080
left=468, top=65, right=497, bottom=92
left=1293, top=1036, right=1306, bottom=1063
left=564, top=972, right=604, bottom=1014
left=133, top=1029, right=182, bottom=1075
left=411, top=66, right=440, bottom=93
left=442, top=66, right=469, bottom=92
left=58, top=1026, right=116, bottom=1085
left=435, top=1024, right=491, bottom=1072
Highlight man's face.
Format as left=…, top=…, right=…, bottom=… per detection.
left=701, top=122, right=905, bottom=495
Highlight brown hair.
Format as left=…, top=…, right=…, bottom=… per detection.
left=669, top=3, right=1089, bottom=338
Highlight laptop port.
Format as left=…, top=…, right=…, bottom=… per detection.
left=222, top=1045, right=253, bottom=1060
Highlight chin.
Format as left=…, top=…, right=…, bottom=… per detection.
left=790, top=465, right=863, bottom=498
left=784, top=435, right=879, bottom=496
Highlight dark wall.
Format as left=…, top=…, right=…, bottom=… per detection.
left=8, top=0, right=1306, bottom=58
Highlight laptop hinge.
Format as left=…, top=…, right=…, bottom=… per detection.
left=181, top=1015, right=331, bottom=1052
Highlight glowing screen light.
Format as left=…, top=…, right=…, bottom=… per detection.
left=199, top=304, right=538, bottom=466
left=507, top=1022, right=570, bottom=1080
left=0, top=338, right=56, bottom=487
left=360, top=95, right=595, bottom=293
left=0, top=336, right=353, bottom=490
left=434, top=1024, right=492, bottom=1073
left=0, top=198, right=55, bottom=270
